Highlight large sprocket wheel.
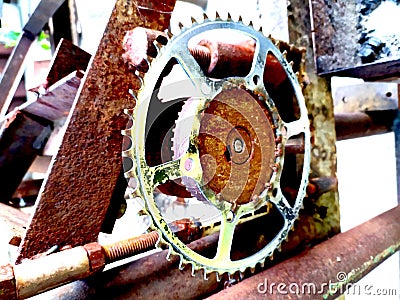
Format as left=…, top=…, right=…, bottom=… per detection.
left=123, top=15, right=311, bottom=278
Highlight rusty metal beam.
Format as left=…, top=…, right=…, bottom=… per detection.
left=0, top=111, right=49, bottom=203
left=19, top=205, right=400, bottom=300
left=16, top=0, right=177, bottom=262
left=310, top=0, right=359, bottom=74
left=333, top=82, right=399, bottom=113
left=46, top=39, right=91, bottom=88
left=207, top=205, right=400, bottom=300
left=335, top=111, right=397, bottom=140
left=0, top=71, right=82, bottom=204
left=320, top=59, right=400, bottom=80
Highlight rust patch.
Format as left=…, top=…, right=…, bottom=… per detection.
left=46, top=39, right=91, bottom=87
left=16, top=0, right=176, bottom=262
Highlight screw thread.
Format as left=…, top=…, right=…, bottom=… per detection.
left=103, top=231, right=159, bottom=263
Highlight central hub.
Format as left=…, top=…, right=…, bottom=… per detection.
left=226, top=126, right=252, bottom=165
left=197, top=87, right=276, bottom=205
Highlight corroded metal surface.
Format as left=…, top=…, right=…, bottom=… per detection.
left=17, top=0, right=176, bottom=262
left=0, top=111, right=48, bottom=203
left=207, top=205, right=400, bottom=300
left=285, top=0, right=340, bottom=246
left=310, top=0, right=359, bottom=73
left=23, top=72, right=82, bottom=122
left=197, top=88, right=276, bottom=205
left=46, top=39, right=91, bottom=87
left=333, top=82, right=399, bottom=113
left=335, top=111, right=397, bottom=141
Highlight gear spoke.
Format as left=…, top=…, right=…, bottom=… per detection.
left=250, top=38, right=270, bottom=84
left=149, top=158, right=183, bottom=187
left=284, top=119, right=307, bottom=138
left=214, top=212, right=238, bottom=262
left=271, top=188, right=296, bottom=221
left=172, top=47, right=206, bottom=90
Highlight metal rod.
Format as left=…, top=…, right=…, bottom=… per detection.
left=207, top=205, right=400, bottom=300
left=335, top=111, right=397, bottom=140
left=0, top=0, right=65, bottom=119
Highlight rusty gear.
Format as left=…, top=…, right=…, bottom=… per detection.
left=123, top=15, right=311, bottom=278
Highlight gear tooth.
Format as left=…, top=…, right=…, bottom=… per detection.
left=259, top=26, right=263, bottom=33
left=122, top=149, right=130, bottom=158
left=203, top=268, right=209, bottom=280
left=121, top=129, right=132, bottom=138
left=166, top=246, right=173, bottom=261
left=260, top=260, right=266, bottom=269
left=238, top=15, right=243, bottom=23
left=250, top=266, right=256, bottom=274
left=134, top=70, right=145, bottom=89
left=152, top=41, right=162, bottom=55
left=178, top=22, right=184, bottom=29
left=124, top=108, right=135, bottom=116
left=178, top=259, right=186, bottom=270
left=165, top=28, right=173, bottom=39
left=274, top=40, right=280, bottom=47
left=227, top=12, right=232, bottom=20
left=215, top=11, right=221, bottom=20
left=191, top=16, right=197, bottom=24
left=249, top=20, right=254, bottom=27
left=124, top=169, right=136, bottom=179
left=215, top=272, right=221, bottom=282
left=277, top=244, right=282, bottom=252
left=289, top=61, right=294, bottom=67
left=191, top=263, right=196, bottom=277
left=282, top=50, right=288, bottom=59
left=155, top=236, right=168, bottom=249
left=203, top=12, right=208, bottom=20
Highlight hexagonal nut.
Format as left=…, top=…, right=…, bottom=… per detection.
left=0, top=264, right=17, bottom=300
left=83, top=243, right=105, bottom=273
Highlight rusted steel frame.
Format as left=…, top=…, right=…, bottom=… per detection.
left=0, top=72, right=82, bottom=204
left=396, top=111, right=400, bottom=204
left=24, top=204, right=400, bottom=300
left=21, top=71, right=83, bottom=122
left=208, top=205, right=400, bottom=300
left=12, top=179, right=43, bottom=199
left=46, top=39, right=91, bottom=88
left=0, top=0, right=65, bottom=119
left=335, top=111, right=397, bottom=141
left=320, top=59, right=400, bottom=80
left=16, top=0, right=177, bottom=262
left=333, top=82, right=399, bottom=113
left=0, top=111, right=50, bottom=203
left=309, top=0, right=359, bottom=74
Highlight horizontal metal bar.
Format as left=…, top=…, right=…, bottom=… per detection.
left=207, top=205, right=400, bottom=300
left=335, top=111, right=398, bottom=140
left=320, top=59, right=400, bottom=80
